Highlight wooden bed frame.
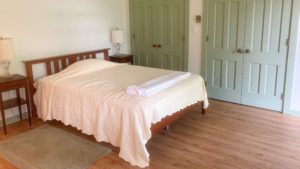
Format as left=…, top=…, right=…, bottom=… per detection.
left=23, top=48, right=206, bottom=134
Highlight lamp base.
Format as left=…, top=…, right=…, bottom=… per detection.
left=0, top=73, right=13, bottom=79
left=114, top=43, right=121, bottom=55
left=0, top=60, right=12, bottom=78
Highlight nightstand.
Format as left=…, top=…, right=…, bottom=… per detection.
left=109, top=54, right=134, bottom=65
left=0, top=75, right=32, bottom=135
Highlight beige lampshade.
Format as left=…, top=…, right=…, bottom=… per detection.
left=0, top=38, right=15, bottom=60
left=111, top=29, right=124, bottom=44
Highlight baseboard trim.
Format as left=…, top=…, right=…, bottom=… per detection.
left=285, top=110, right=300, bottom=117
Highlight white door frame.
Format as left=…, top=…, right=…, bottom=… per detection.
left=283, top=0, right=300, bottom=116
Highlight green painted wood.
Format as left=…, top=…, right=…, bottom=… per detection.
left=130, top=0, right=186, bottom=71
left=204, top=0, right=292, bottom=111
left=201, top=0, right=209, bottom=80
left=241, top=0, right=292, bottom=111
left=130, top=0, right=156, bottom=67
left=206, top=0, right=247, bottom=103
left=155, top=0, right=185, bottom=71
left=183, top=0, right=190, bottom=72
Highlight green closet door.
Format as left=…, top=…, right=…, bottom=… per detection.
left=130, top=0, right=156, bottom=67
left=241, top=0, right=292, bottom=111
left=130, top=0, right=186, bottom=71
left=206, top=0, right=247, bottom=103
left=204, top=0, right=292, bottom=111
left=155, top=0, right=186, bottom=71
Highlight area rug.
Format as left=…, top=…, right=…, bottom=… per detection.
left=0, top=124, right=111, bottom=169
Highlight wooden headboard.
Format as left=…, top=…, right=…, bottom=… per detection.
left=23, top=48, right=110, bottom=116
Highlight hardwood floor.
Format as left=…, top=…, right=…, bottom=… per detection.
left=0, top=99, right=300, bottom=169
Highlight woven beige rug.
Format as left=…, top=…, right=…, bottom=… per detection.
left=0, top=124, right=111, bottom=169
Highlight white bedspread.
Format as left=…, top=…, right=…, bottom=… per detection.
left=34, top=59, right=209, bottom=168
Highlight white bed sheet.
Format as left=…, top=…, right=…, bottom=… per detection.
left=34, top=59, right=209, bottom=168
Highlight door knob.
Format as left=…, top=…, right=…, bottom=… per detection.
left=157, top=44, right=162, bottom=48
left=152, top=44, right=157, bottom=48
left=245, top=49, right=251, bottom=54
left=236, top=49, right=243, bottom=54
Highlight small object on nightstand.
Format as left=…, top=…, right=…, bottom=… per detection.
left=0, top=37, right=16, bottom=78
left=0, top=74, right=32, bottom=135
left=109, top=54, right=134, bottom=65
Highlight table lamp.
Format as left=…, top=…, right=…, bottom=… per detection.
left=0, top=37, right=16, bottom=78
left=111, top=28, right=124, bottom=55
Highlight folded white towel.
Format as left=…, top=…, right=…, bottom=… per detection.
left=127, top=72, right=191, bottom=96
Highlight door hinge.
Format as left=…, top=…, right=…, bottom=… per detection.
left=206, top=35, right=209, bottom=42
left=205, top=81, right=207, bottom=86
left=281, top=93, right=285, bottom=100
left=133, top=33, right=136, bottom=40
left=286, top=38, right=289, bottom=46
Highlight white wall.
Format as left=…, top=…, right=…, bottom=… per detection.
left=291, top=16, right=300, bottom=111
left=188, top=0, right=203, bottom=74
left=0, top=0, right=130, bottom=119
left=283, top=2, right=300, bottom=116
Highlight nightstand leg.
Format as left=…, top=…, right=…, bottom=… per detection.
left=16, top=88, right=23, bottom=120
left=25, top=81, right=32, bottom=126
left=0, top=92, right=7, bottom=135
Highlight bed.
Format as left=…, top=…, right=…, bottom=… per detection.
left=23, top=49, right=209, bottom=168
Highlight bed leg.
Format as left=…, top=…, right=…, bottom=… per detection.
left=163, top=125, right=170, bottom=133
left=201, top=101, right=206, bottom=115
left=202, top=108, right=206, bottom=115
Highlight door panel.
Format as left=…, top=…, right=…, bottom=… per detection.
left=155, top=0, right=185, bottom=71
left=130, top=0, right=186, bottom=71
left=131, top=0, right=156, bottom=67
left=242, top=0, right=292, bottom=111
left=206, top=0, right=246, bottom=103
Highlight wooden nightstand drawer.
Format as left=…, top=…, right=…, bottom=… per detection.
left=109, top=54, right=134, bottom=65
left=0, top=80, right=27, bottom=91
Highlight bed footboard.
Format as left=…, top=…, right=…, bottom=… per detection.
left=151, top=101, right=206, bottom=134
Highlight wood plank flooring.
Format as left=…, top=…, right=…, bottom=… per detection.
left=0, top=99, right=300, bottom=169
